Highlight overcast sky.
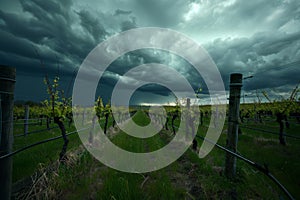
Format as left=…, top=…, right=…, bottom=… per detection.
left=0, top=0, right=299, bottom=104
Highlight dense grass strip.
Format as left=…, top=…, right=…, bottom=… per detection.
left=15, top=111, right=300, bottom=199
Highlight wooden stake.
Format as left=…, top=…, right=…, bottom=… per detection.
left=0, top=65, right=16, bottom=200
left=225, top=73, right=242, bottom=179
left=185, top=98, right=190, bottom=139
left=24, top=105, right=29, bottom=136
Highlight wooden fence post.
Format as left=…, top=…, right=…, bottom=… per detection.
left=200, top=110, right=203, bottom=126
left=24, top=105, right=29, bottom=136
left=225, top=73, right=243, bottom=179
left=185, top=98, right=190, bottom=139
left=46, top=116, right=50, bottom=129
left=165, top=117, right=169, bottom=130
left=89, top=116, right=97, bottom=144
left=0, top=65, right=16, bottom=200
left=104, top=113, right=109, bottom=135
left=82, top=109, right=86, bottom=126
left=0, top=96, right=2, bottom=143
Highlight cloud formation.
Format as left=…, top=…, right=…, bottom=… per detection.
left=0, top=0, right=299, bottom=103
left=206, top=30, right=300, bottom=91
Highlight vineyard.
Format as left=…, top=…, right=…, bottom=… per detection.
left=2, top=0, right=300, bottom=199
left=1, top=103, right=299, bottom=199
left=1, top=67, right=300, bottom=200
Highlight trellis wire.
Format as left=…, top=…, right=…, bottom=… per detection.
left=239, top=125, right=300, bottom=139
left=169, top=122, right=295, bottom=200
left=0, top=127, right=91, bottom=160
left=14, top=126, right=59, bottom=137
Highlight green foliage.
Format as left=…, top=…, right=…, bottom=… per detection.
left=42, top=76, right=71, bottom=120
left=13, top=105, right=47, bottom=119
left=240, top=83, right=300, bottom=118
left=12, top=122, right=81, bottom=182
left=94, top=97, right=104, bottom=117
left=261, top=83, right=299, bottom=115
left=168, top=97, right=180, bottom=116
left=103, top=101, right=111, bottom=115
left=28, top=109, right=300, bottom=199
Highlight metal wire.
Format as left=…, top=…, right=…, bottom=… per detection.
left=0, top=77, right=16, bottom=82
left=13, top=118, right=47, bottom=121
left=0, top=96, right=2, bottom=144
left=195, top=134, right=294, bottom=200
left=0, top=126, right=92, bottom=160
left=0, top=117, right=109, bottom=159
left=0, top=91, right=14, bottom=95
left=14, top=122, right=43, bottom=125
left=240, top=125, right=300, bottom=139
left=14, top=126, right=59, bottom=137
left=169, top=122, right=295, bottom=200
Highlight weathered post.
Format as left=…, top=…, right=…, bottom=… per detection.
left=82, top=109, right=86, bottom=126
left=104, top=113, right=109, bottom=135
left=171, top=114, right=177, bottom=135
left=214, top=105, right=219, bottom=128
left=46, top=116, right=50, bottom=129
left=0, top=97, right=2, bottom=142
left=225, top=73, right=242, bottom=178
left=24, top=105, right=29, bottom=136
left=200, top=110, right=203, bottom=126
left=0, top=65, right=16, bottom=200
left=89, top=116, right=97, bottom=144
left=185, top=98, right=190, bottom=139
left=276, top=113, right=286, bottom=145
left=186, top=98, right=190, bottom=109
left=164, top=117, right=169, bottom=130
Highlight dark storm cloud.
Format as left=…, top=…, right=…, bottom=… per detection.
left=0, top=0, right=299, bottom=103
left=1, top=2, right=71, bottom=64
left=133, top=0, right=191, bottom=27
left=120, top=17, right=137, bottom=31
left=179, top=0, right=300, bottom=43
left=0, top=29, right=42, bottom=61
left=76, top=10, right=107, bottom=41
left=99, top=49, right=204, bottom=96
left=206, top=30, right=300, bottom=91
left=0, top=0, right=109, bottom=76
left=228, top=0, right=300, bottom=29
left=0, top=0, right=110, bottom=101
left=114, top=9, right=132, bottom=16
left=0, top=9, right=51, bottom=43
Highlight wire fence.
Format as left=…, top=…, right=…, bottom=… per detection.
left=9, top=115, right=113, bottom=138
left=239, top=125, right=300, bottom=139
left=0, top=112, right=296, bottom=199
left=13, top=118, right=47, bottom=121
left=219, top=118, right=300, bottom=140
left=0, top=116, right=115, bottom=160
left=194, top=134, right=294, bottom=200
left=0, top=126, right=92, bottom=160
left=168, top=123, right=295, bottom=200
left=0, top=118, right=47, bottom=124
left=242, top=117, right=300, bottom=125
left=14, top=126, right=59, bottom=137
left=14, top=122, right=42, bottom=125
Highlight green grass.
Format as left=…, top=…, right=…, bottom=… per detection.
left=12, top=111, right=300, bottom=199
left=39, top=111, right=188, bottom=199
left=112, top=111, right=169, bottom=153
left=191, top=115, right=300, bottom=199
left=12, top=117, right=111, bottom=182
left=12, top=122, right=79, bottom=182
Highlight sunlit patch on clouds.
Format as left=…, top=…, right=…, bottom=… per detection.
left=184, top=2, right=200, bottom=21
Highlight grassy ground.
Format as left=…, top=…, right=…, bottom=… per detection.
left=12, top=117, right=112, bottom=182
left=12, top=111, right=300, bottom=199
left=194, top=115, right=300, bottom=199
